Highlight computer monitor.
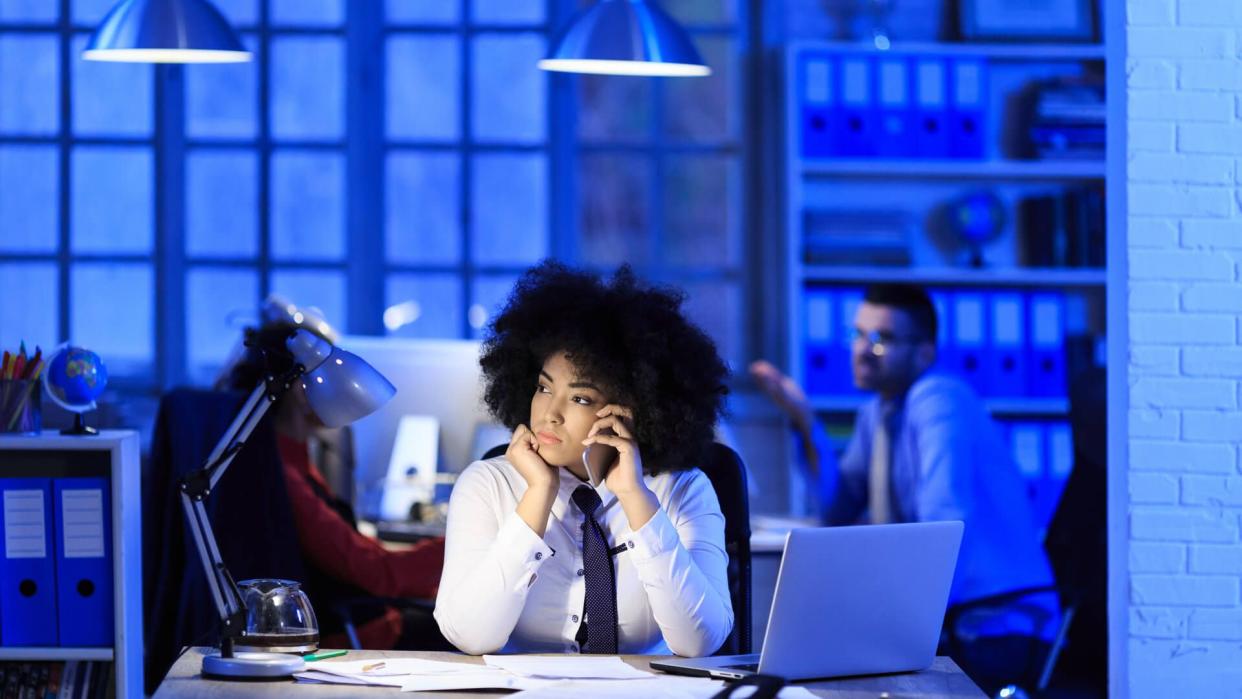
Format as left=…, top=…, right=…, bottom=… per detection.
left=337, top=336, right=500, bottom=520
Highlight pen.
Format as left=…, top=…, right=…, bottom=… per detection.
left=302, top=650, right=348, bottom=661
left=361, top=662, right=386, bottom=672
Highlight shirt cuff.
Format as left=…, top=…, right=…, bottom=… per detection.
left=623, top=507, right=680, bottom=563
left=493, top=511, right=556, bottom=592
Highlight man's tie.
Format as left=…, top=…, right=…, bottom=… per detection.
left=571, top=485, right=618, bottom=654
left=869, top=407, right=892, bottom=525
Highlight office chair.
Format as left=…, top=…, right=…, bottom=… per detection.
left=480, top=441, right=752, bottom=655
left=942, top=368, right=1107, bottom=697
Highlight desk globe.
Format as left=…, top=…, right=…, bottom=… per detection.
left=42, top=345, right=108, bottom=435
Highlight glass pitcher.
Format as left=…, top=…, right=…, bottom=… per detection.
left=233, top=578, right=319, bottom=653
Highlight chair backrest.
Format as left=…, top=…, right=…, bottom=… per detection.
left=478, top=441, right=752, bottom=655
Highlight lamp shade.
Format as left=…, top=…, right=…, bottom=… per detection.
left=286, top=330, right=396, bottom=429
left=538, top=0, right=710, bottom=77
left=83, top=0, right=250, bottom=63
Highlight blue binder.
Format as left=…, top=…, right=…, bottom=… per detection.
left=913, top=57, right=951, bottom=158
left=1028, top=292, right=1068, bottom=398
left=803, top=287, right=836, bottom=396
left=800, top=53, right=838, bottom=157
left=950, top=291, right=988, bottom=395
left=833, top=288, right=865, bottom=395
left=987, top=292, right=1029, bottom=398
left=53, top=478, right=112, bottom=647
left=0, top=478, right=59, bottom=646
left=875, top=56, right=914, bottom=157
left=838, top=56, right=876, bottom=157
left=949, top=58, right=987, bottom=159
left=929, top=289, right=954, bottom=373
left=1009, top=422, right=1046, bottom=525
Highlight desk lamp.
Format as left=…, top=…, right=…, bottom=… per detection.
left=537, top=0, right=711, bottom=77
left=183, top=329, right=395, bottom=678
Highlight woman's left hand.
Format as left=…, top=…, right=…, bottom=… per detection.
left=584, top=404, right=648, bottom=499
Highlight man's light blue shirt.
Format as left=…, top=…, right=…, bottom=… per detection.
left=804, top=372, right=1059, bottom=637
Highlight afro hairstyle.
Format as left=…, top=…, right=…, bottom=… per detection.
left=479, top=261, right=729, bottom=475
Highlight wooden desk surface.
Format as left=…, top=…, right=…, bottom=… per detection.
left=153, top=648, right=986, bottom=698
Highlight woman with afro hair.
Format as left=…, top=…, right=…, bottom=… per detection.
left=433, top=261, right=734, bottom=657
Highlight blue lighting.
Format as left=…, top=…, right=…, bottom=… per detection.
left=83, top=0, right=250, bottom=64
left=538, top=0, right=710, bottom=77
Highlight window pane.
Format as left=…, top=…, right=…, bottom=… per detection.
left=0, top=263, right=58, bottom=351
left=186, top=34, right=257, bottom=139
left=472, top=0, right=543, bottom=25
left=577, top=75, right=651, bottom=143
left=385, top=152, right=460, bottom=265
left=271, top=150, right=345, bottom=261
left=682, top=280, right=741, bottom=368
left=210, top=0, right=257, bottom=27
left=666, top=0, right=736, bottom=24
left=664, top=36, right=735, bottom=142
left=472, top=33, right=545, bottom=143
left=469, top=274, right=518, bottom=339
left=72, top=34, right=153, bottom=137
left=270, top=269, right=346, bottom=330
left=271, top=0, right=343, bottom=26
left=187, top=267, right=258, bottom=384
left=578, top=154, right=651, bottom=266
left=71, top=146, right=152, bottom=254
left=385, top=274, right=461, bottom=338
left=71, top=0, right=113, bottom=24
left=0, top=0, right=58, bottom=21
left=71, top=262, right=153, bottom=375
left=0, top=145, right=58, bottom=253
left=387, top=34, right=460, bottom=141
left=271, top=36, right=344, bottom=141
left=472, top=153, right=546, bottom=266
left=187, top=150, right=258, bottom=259
left=0, top=34, right=59, bottom=135
left=386, top=0, right=460, bottom=24
left=664, top=156, right=739, bottom=267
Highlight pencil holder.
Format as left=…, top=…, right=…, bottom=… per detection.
left=0, top=379, right=42, bottom=434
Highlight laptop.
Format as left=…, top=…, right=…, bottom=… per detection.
left=651, top=521, right=964, bottom=681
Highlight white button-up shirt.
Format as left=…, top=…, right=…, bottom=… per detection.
left=433, top=456, right=733, bottom=657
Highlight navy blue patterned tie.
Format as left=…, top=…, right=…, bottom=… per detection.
left=572, top=485, right=618, bottom=654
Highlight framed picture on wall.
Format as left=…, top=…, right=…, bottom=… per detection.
left=957, top=0, right=1097, bottom=42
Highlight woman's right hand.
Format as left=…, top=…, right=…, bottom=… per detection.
left=507, top=424, right=558, bottom=492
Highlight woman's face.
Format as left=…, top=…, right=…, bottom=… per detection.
left=528, top=351, right=609, bottom=475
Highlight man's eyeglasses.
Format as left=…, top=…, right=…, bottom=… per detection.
left=848, top=329, right=925, bottom=357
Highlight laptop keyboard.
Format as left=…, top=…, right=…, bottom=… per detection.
left=723, top=663, right=759, bottom=672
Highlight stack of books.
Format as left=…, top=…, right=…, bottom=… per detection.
left=1026, top=77, right=1105, bottom=161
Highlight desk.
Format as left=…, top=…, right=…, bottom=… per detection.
left=154, top=648, right=985, bottom=698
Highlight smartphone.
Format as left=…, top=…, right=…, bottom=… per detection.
left=581, top=427, right=619, bottom=488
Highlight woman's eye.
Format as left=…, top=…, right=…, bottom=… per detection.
left=572, top=396, right=593, bottom=406
left=536, top=384, right=550, bottom=394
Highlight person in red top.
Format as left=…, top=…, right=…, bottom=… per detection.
left=218, top=314, right=446, bottom=650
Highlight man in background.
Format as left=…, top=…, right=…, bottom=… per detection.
left=752, top=283, right=1058, bottom=693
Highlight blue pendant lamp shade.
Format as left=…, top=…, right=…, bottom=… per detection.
left=538, top=0, right=710, bottom=77
left=83, top=0, right=250, bottom=63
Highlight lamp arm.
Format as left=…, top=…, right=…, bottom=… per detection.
left=177, top=367, right=304, bottom=656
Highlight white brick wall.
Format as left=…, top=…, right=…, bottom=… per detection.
left=1128, top=0, right=1242, bottom=693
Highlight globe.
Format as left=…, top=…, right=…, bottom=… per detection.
left=42, top=345, right=107, bottom=435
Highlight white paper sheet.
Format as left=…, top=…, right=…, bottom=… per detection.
left=508, top=677, right=819, bottom=699
left=483, top=655, right=653, bottom=679
left=400, top=673, right=559, bottom=692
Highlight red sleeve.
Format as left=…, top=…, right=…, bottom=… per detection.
left=280, top=456, right=444, bottom=599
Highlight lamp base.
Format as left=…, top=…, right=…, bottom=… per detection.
left=202, top=651, right=306, bottom=679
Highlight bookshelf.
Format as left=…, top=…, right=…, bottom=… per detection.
left=780, top=40, right=1106, bottom=521
left=0, top=431, right=142, bottom=698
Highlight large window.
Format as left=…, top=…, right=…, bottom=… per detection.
left=0, top=0, right=751, bottom=401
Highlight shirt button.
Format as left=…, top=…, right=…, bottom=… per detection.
left=571, top=614, right=579, bottom=623
left=534, top=552, right=542, bottom=560
left=627, top=541, right=635, bottom=549
left=577, top=568, right=585, bottom=576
